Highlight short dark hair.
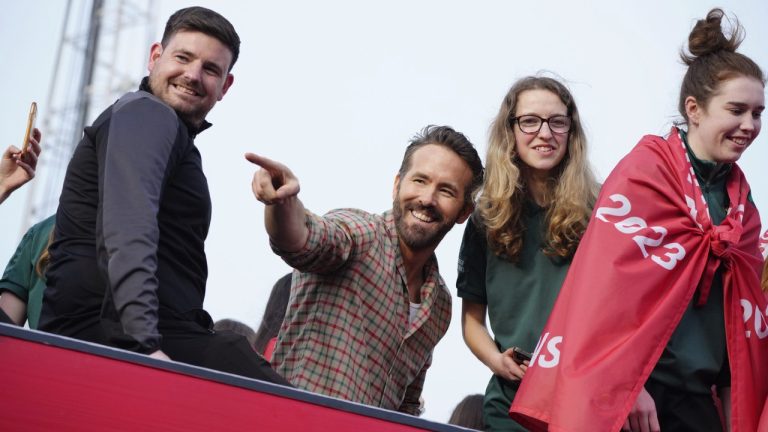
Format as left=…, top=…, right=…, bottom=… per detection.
left=213, top=318, right=257, bottom=347
left=448, top=394, right=484, bottom=429
left=253, top=273, right=292, bottom=355
left=398, top=125, right=484, bottom=206
left=162, top=7, right=241, bottom=71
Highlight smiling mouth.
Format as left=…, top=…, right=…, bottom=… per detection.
left=533, top=145, right=555, bottom=154
left=172, top=83, right=201, bottom=97
left=411, top=209, right=436, bottom=223
left=728, top=136, right=750, bottom=147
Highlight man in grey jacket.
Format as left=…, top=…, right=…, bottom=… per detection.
left=40, top=7, right=287, bottom=385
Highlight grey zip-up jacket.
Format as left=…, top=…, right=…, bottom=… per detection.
left=41, top=78, right=212, bottom=353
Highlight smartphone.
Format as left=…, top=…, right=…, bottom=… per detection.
left=21, top=102, right=38, bottom=155
left=512, top=346, right=532, bottom=364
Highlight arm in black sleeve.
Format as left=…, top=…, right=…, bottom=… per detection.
left=98, top=96, right=181, bottom=353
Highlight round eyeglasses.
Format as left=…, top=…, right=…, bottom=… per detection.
left=510, top=115, right=572, bottom=134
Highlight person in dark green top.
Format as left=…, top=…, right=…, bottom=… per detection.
left=0, top=215, right=55, bottom=328
left=457, top=76, right=599, bottom=431
left=640, top=130, right=734, bottom=430
left=0, top=127, right=42, bottom=325
left=621, top=9, right=766, bottom=431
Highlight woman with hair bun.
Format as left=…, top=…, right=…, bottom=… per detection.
left=510, top=9, right=767, bottom=432
left=457, top=75, right=599, bottom=431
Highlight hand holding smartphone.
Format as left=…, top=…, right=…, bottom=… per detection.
left=512, top=346, right=532, bottom=364
left=21, top=102, right=38, bottom=156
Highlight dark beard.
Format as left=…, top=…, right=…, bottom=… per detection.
left=148, top=75, right=207, bottom=128
left=393, top=198, right=453, bottom=251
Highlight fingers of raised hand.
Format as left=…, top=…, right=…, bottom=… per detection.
left=274, top=178, right=300, bottom=200
left=28, top=128, right=42, bottom=156
left=246, top=153, right=300, bottom=205
left=19, top=146, right=39, bottom=167
left=15, top=159, right=35, bottom=178
left=5, top=145, right=21, bottom=158
left=252, top=169, right=279, bottom=204
left=245, top=152, right=284, bottom=174
left=7, top=146, right=35, bottom=178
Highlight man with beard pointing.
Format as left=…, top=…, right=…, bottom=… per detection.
left=246, top=125, right=483, bottom=414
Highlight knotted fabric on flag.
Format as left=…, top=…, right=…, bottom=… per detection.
left=510, top=128, right=768, bottom=432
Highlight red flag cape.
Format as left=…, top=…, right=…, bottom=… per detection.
left=510, top=128, right=768, bottom=432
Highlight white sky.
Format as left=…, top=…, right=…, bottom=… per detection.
left=2, top=0, right=767, bottom=424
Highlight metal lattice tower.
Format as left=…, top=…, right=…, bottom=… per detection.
left=21, top=0, right=156, bottom=232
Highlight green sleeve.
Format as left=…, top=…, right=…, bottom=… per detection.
left=456, top=215, right=488, bottom=304
left=0, top=229, right=38, bottom=302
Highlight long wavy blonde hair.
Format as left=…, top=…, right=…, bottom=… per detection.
left=35, top=229, right=54, bottom=278
left=478, top=76, right=599, bottom=261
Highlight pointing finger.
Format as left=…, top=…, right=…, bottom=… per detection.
left=245, top=152, right=282, bottom=173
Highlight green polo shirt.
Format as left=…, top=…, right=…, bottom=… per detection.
left=0, top=215, right=55, bottom=328
left=458, top=204, right=569, bottom=354
left=649, top=131, right=731, bottom=394
left=457, top=202, right=571, bottom=430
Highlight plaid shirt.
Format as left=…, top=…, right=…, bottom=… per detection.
left=271, top=209, right=451, bottom=414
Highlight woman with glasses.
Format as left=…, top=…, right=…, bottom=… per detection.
left=456, top=75, right=599, bottom=431
left=510, top=9, right=767, bottom=432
